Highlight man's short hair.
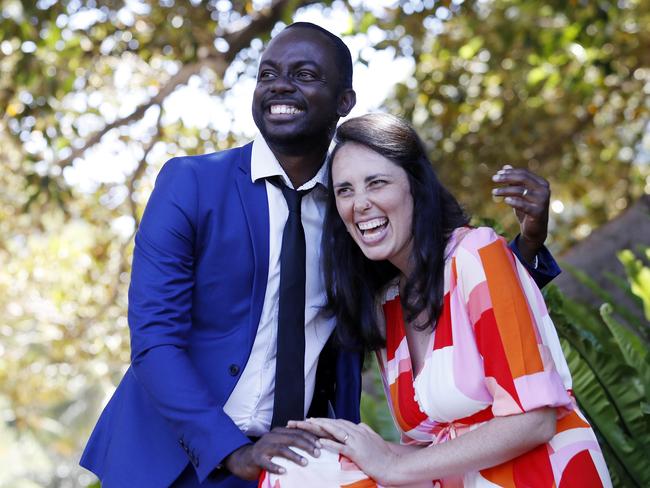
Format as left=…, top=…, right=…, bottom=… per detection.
left=284, top=22, right=353, bottom=90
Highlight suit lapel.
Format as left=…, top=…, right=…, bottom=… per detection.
left=235, top=142, right=270, bottom=340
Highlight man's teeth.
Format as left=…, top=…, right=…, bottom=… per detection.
left=357, top=218, right=388, bottom=232
left=270, top=105, right=303, bottom=115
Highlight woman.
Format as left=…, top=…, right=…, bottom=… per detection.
left=260, top=113, right=611, bottom=487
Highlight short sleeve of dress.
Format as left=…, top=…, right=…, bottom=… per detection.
left=453, top=227, right=573, bottom=417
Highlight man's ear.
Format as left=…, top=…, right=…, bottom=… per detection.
left=337, top=89, right=357, bottom=117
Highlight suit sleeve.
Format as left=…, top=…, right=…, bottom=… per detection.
left=332, top=349, right=363, bottom=423
left=508, top=234, right=561, bottom=289
left=128, top=157, right=250, bottom=482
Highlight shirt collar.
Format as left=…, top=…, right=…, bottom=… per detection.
left=251, top=134, right=329, bottom=192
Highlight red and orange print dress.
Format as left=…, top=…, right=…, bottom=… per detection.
left=260, top=227, right=611, bottom=488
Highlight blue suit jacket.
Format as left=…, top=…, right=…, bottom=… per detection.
left=80, top=143, right=363, bottom=487
left=80, top=143, right=559, bottom=487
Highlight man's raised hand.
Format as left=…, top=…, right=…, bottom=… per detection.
left=492, top=165, right=551, bottom=264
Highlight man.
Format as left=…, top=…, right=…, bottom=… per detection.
left=80, top=23, right=559, bottom=487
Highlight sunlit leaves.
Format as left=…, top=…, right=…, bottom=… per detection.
left=384, top=0, right=650, bottom=249
left=1, top=0, right=649, bottom=486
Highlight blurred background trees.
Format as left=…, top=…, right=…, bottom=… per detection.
left=1, top=0, right=648, bottom=486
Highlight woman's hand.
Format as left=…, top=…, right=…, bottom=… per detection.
left=290, top=418, right=399, bottom=485
left=287, top=419, right=338, bottom=440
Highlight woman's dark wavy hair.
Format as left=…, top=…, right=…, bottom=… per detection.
left=323, top=113, right=470, bottom=351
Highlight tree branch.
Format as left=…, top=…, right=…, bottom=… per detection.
left=56, top=0, right=319, bottom=170
left=531, top=112, right=594, bottom=164
left=127, top=106, right=163, bottom=229
left=91, top=109, right=164, bottom=325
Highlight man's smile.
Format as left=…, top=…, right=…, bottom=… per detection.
left=269, top=104, right=304, bottom=115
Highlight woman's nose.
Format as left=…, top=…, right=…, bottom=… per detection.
left=353, top=196, right=371, bottom=212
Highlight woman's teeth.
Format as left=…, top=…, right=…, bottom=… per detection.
left=357, top=217, right=388, bottom=235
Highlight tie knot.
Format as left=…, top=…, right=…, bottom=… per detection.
left=269, top=177, right=312, bottom=215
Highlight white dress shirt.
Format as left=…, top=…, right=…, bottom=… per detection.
left=222, top=135, right=336, bottom=436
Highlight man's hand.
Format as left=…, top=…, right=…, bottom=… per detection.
left=223, top=427, right=322, bottom=480
left=492, top=165, right=550, bottom=264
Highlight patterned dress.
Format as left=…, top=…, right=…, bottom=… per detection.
left=260, top=227, right=611, bottom=488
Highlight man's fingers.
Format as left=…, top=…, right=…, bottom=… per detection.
left=258, top=428, right=322, bottom=459
left=270, top=427, right=321, bottom=446
left=276, top=435, right=321, bottom=455
left=273, top=446, right=309, bottom=466
left=288, top=420, right=331, bottom=439
left=492, top=186, right=535, bottom=198
left=254, top=446, right=310, bottom=472
left=504, top=197, right=544, bottom=217
left=493, top=168, right=549, bottom=188
left=259, top=457, right=287, bottom=475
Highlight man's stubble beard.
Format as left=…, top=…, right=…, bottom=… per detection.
left=259, top=119, right=337, bottom=157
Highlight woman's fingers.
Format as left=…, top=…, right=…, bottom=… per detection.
left=358, top=422, right=375, bottom=434
left=319, top=438, right=349, bottom=455
left=287, top=420, right=332, bottom=439
left=306, top=418, right=354, bottom=443
left=308, top=417, right=357, bottom=429
left=288, top=418, right=358, bottom=444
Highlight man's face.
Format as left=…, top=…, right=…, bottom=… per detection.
left=252, top=28, right=351, bottom=148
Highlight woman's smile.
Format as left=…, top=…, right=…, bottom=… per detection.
left=356, top=217, right=389, bottom=242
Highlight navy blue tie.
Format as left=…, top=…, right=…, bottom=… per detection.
left=270, top=178, right=312, bottom=428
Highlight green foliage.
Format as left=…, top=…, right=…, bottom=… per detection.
left=360, top=359, right=399, bottom=443
left=619, top=249, right=650, bottom=322
left=543, top=247, right=650, bottom=487
left=1, top=0, right=649, bottom=486
left=383, top=0, right=650, bottom=249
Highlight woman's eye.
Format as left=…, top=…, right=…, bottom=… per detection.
left=336, top=187, right=351, bottom=196
left=369, top=179, right=386, bottom=187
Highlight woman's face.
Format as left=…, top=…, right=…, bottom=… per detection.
left=332, top=142, right=414, bottom=274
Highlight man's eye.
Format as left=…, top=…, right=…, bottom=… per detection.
left=259, top=71, right=276, bottom=80
left=295, top=71, right=317, bottom=80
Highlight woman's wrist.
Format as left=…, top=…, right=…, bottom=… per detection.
left=387, top=441, right=421, bottom=456
left=377, top=446, right=421, bottom=486
left=375, top=450, right=403, bottom=486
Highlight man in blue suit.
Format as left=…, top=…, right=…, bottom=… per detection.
left=80, top=22, right=559, bottom=487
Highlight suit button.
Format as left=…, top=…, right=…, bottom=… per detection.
left=229, top=364, right=240, bottom=376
